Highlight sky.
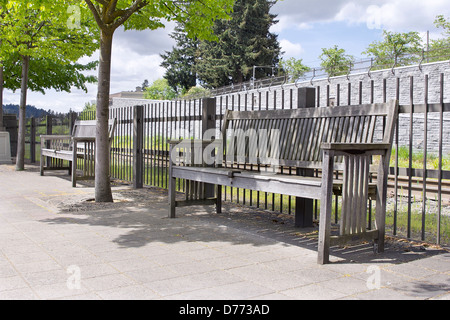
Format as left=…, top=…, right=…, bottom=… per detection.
left=3, top=0, right=450, bottom=113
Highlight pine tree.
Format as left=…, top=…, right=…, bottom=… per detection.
left=160, top=23, right=199, bottom=95
left=196, top=0, right=281, bottom=88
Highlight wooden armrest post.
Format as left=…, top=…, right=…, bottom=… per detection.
left=375, top=150, right=390, bottom=253
left=318, top=149, right=335, bottom=265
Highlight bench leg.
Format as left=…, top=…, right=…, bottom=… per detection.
left=295, top=168, right=314, bottom=228
left=295, top=197, right=313, bottom=228
left=40, top=154, right=44, bottom=176
left=318, top=151, right=334, bottom=265
left=374, top=155, right=388, bottom=253
left=216, top=185, right=222, bottom=214
left=71, top=154, right=77, bottom=188
left=168, top=175, right=176, bottom=219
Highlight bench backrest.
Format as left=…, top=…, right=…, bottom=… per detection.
left=221, top=100, right=398, bottom=169
left=72, top=119, right=117, bottom=142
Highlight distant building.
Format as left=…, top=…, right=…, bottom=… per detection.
left=109, top=87, right=145, bottom=105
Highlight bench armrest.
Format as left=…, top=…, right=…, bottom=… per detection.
left=321, top=143, right=391, bottom=153
left=40, top=135, right=72, bottom=140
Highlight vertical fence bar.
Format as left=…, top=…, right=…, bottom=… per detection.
left=407, top=76, right=414, bottom=239
left=438, top=73, right=444, bottom=245
left=422, top=75, right=428, bottom=241
left=394, top=77, right=400, bottom=236
left=133, top=105, right=144, bottom=189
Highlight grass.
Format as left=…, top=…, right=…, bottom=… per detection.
left=392, top=146, right=450, bottom=170
left=386, top=199, right=450, bottom=244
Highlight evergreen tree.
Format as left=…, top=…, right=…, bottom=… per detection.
left=195, top=0, right=281, bottom=88
left=160, top=23, right=199, bottom=94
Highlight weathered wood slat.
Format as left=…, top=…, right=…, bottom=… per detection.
left=40, top=119, right=117, bottom=187
left=227, top=103, right=391, bottom=120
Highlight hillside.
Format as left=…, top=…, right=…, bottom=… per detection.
left=2, top=104, right=51, bottom=118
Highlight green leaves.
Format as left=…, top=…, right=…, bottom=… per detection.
left=144, top=78, right=177, bottom=100
left=362, top=30, right=422, bottom=69
left=1, top=0, right=99, bottom=62
left=319, top=45, right=354, bottom=77
left=194, top=0, right=281, bottom=88
left=84, top=0, right=235, bottom=40
left=279, top=57, right=310, bottom=81
left=0, top=0, right=99, bottom=92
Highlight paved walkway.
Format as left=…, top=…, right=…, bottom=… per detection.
left=0, top=164, right=449, bottom=300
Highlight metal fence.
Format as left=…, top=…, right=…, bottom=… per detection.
left=15, top=69, right=450, bottom=247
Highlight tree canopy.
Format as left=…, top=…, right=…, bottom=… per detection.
left=160, top=23, right=199, bottom=95
left=144, top=78, right=177, bottom=100
left=319, top=45, right=354, bottom=77
left=0, top=0, right=99, bottom=170
left=161, top=0, right=281, bottom=89
left=362, top=30, right=423, bottom=69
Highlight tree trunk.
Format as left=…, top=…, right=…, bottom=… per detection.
left=95, top=31, right=114, bottom=202
left=0, top=64, right=4, bottom=131
left=16, top=55, right=30, bottom=171
left=0, top=39, right=4, bottom=131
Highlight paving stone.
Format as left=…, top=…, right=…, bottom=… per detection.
left=0, top=164, right=449, bottom=300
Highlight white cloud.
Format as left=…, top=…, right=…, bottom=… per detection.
left=273, top=0, right=450, bottom=33
left=110, top=46, right=165, bottom=93
left=3, top=25, right=175, bottom=113
left=280, top=39, right=304, bottom=59
left=362, top=0, right=450, bottom=32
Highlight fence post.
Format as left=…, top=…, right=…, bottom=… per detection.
left=69, top=112, right=76, bottom=134
left=295, top=87, right=316, bottom=228
left=133, top=105, right=144, bottom=189
left=30, top=117, right=36, bottom=163
left=45, top=115, right=52, bottom=168
left=202, top=98, right=217, bottom=199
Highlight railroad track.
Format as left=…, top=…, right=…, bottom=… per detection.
left=387, top=175, right=450, bottom=201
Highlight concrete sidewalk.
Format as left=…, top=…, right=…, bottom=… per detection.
left=0, top=164, right=448, bottom=300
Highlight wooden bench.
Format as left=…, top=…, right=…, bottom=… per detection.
left=168, top=100, right=399, bottom=264
left=40, top=119, right=116, bottom=187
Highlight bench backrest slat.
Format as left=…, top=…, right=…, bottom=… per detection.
left=222, top=101, right=397, bottom=169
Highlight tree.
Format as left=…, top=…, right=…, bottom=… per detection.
left=428, top=15, right=450, bottom=62
left=362, top=30, right=423, bottom=69
left=195, top=0, right=281, bottom=88
left=80, top=101, right=96, bottom=119
left=278, top=57, right=310, bottom=81
left=0, top=0, right=98, bottom=171
left=141, top=79, right=149, bottom=90
left=0, top=40, right=4, bottom=130
left=180, top=86, right=210, bottom=100
left=82, top=0, right=234, bottom=202
left=319, top=45, right=354, bottom=78
left=3, top=55, right=98, bottom=94
left=160, top=23, right=199, bottom=95
left=144, top=78, right=177, bottom=100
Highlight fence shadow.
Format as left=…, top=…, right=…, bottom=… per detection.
left=39, top=184, right=447, bottom=265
